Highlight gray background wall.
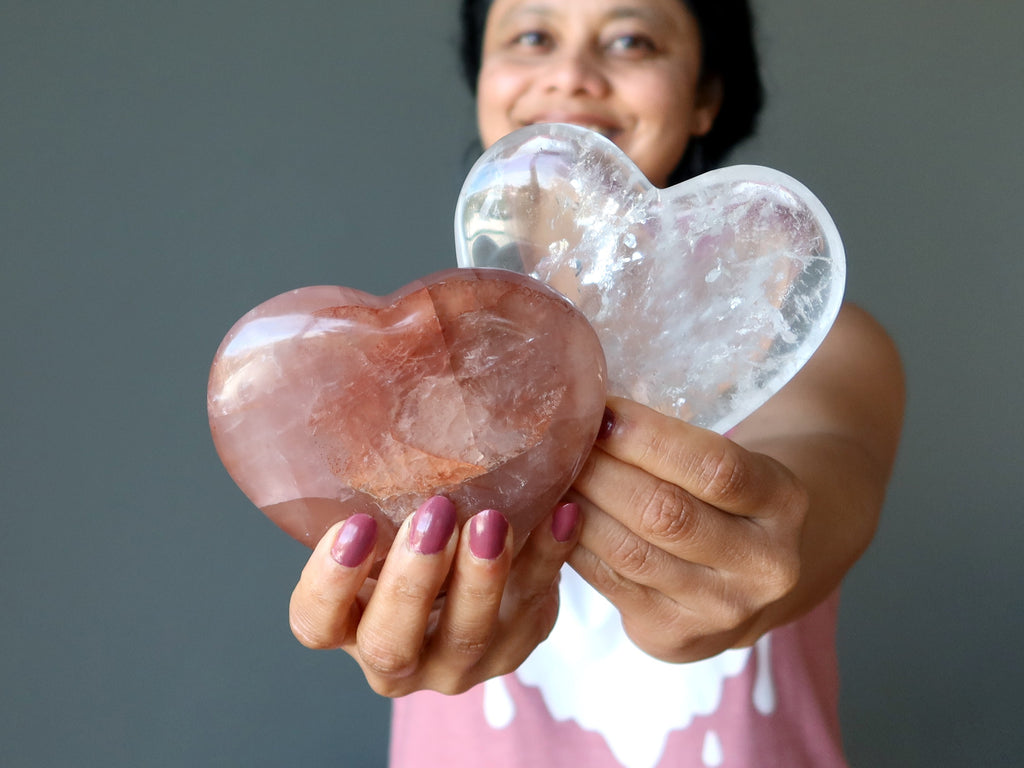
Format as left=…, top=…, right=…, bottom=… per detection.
left=2, top=1, right=1021, bottom=766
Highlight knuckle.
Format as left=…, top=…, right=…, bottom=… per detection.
left=365, top=675, right=413, bottom=699
left=633, top=480, right=697, bottom=543
left=696, top=443, right=751, bottom=505
left=456, top=578, right=501, bottom=606
left=754, top=475, right=806, bottom=601
left=762, top=548, right=801, bottom=601
left=586, top=556, right=644, bottom=601
left=605, top=529, right=657, bottom=580
left=514, top=580, right=561, bottom=629
left=437, top=623, right=492, bottom=660
left=357, top=630, right=418, bottom=681
left=634, top=424, right=672, bottom=466
left=705, top=575, right=757, bottom=631
left=621, top=602, right=703, bottom=662
left=693, top=587, right=751, bottom=634
left=532, top=602, right=560, bottom=644
left=717, top=594, right=754, bottom=629
left=388, top=572, right=438, bottom=606
left=517, top=583, right=554, bottom=615
left=733, top=539, right=801, bottom=608
left=431, top=677, right=474, bottom=697
left=783, top=477, right=811, bottom=525
left=621, top=620, right=671, bottom=660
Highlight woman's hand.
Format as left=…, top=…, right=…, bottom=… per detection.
left=569, top=305, right=905, bottom=663
left=568, top=397, right=807, bottom=662
left=288, top=497, right=580, bottom=697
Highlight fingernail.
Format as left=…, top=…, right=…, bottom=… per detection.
left=469, top=509, right=509, bottom=560
left=551, top=502, right=579, bottom=543
left=597, top=406, right=616, bottom=441
left=330, top=514, right=377, bottom=567
left=408, top=496, right=457, bottom=555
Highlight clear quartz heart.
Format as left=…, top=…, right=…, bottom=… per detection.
left=208, top=268, right=607, bottom=550
left=456, top=123, right=846, bottom=434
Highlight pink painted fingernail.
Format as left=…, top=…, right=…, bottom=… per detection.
left=551, top=502, right=579, bottom=543
left=408, top=496, right=457, bottom=555
left=330, top=514, right=377, bottom=567
left=469, top=509, right=509, bottom=560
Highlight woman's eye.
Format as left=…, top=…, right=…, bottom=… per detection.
left=511, top=30, right=553, bottom=50
left=606, top=34, right=657, bottom=56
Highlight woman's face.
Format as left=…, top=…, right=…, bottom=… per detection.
left=477, top=0, right=721, bottom=187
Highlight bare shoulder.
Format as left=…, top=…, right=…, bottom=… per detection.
left=816, top=302, right=903, bottom=374
left=732, top=302, right=906, bottom=470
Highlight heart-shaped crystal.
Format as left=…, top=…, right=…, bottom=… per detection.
left=208, top=268, right=607, bottom=550
left=456, top=124, right=845, bottom=433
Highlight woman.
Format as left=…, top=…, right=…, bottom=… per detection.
left=289, top=0, right=905, bottom=765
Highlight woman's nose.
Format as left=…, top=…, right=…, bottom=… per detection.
left=541, top=48, right=610, bottom=98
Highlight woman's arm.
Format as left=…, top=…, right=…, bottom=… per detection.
left=567, top=302, right=905, bottom=662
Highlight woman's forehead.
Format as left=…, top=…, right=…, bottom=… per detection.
left=487, top=0, right=690, bottom=23
left=484, top=0, right=697, bottom=41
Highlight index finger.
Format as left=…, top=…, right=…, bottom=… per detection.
left=597, top=396, right=800, bottom=518
left=289, top=514, right=380, bottom=650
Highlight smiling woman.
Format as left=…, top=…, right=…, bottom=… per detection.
left=461, top=0, right=763, bottom=183
left=474, top=0, right=718, bottom=186
left=284, top=1, right=905, bottom=767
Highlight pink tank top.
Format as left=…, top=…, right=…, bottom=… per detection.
left=390, top=569, right=847, bottom=768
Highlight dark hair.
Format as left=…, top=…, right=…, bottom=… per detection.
left=458, top=0, right=764, bottom=182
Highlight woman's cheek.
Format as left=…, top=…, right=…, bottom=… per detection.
left=476, top=68, right=529, bottom=146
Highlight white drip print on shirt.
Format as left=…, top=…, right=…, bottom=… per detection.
left=701, top=730, right=724, bottom=767
left=483, top=674, right=516, bottom=729
left=483, top=568, right=776, bottom=768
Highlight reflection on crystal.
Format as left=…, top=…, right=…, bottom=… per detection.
left=208, top=268, right=607, bottom=551
left=456, top=123, right=845, bottom=434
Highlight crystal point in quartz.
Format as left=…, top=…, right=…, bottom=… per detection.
left=208, top=268, right=607, bottom=551
left=456, top=123, right=846, bottom=433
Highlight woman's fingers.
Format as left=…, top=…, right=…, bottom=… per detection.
left=427, top=510, right=512, bottom=676
left=573, top=442, right=802, bottom=600
left=568, top=542, right=739, bottom=662
left=598, top=396, right=806, bottom=519
left=563, top=398, right=809, bottom=661
left=289, top=513, right=380, bottom=650
left=291, top=498, right=583, bottom=696
left=504, top=502, right=580, bottom=606
left=424, top=503, right=581, bottom=689
left=570, top=486, right=714, bottom=590
left=355, top=497, right=459, bottom=687
left=499, top=502, right=581, bottom=641
left=573, top=445, right=766, bottom=571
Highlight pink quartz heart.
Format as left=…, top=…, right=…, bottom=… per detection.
left=456, top=124, right=846, bottom=434
left=208, top=267, right=607, bottom=552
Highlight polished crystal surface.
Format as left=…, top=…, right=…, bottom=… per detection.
left=456, top=124, right=846, bottom=433
left=208, top=268, right=607, bottom=550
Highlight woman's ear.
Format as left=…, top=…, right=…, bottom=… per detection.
left=692, top=77, right=723, bottom=137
